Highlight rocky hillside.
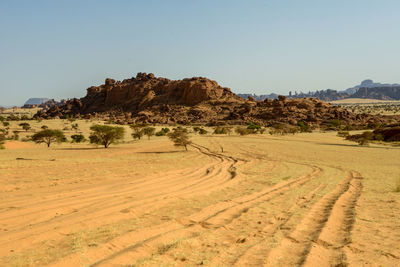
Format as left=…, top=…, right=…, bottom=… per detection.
left=35, top=73, right=393, bottom=127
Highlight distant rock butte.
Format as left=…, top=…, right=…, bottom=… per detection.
left=35, top=73, right=395, bottom=127
left=24, top=98, right=50, bottom=106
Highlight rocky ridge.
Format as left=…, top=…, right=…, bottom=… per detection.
left=35, top=73, right=394, bottom=127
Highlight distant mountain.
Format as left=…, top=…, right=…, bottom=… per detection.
left=24, top=98, right=50, bottom=105
left=237, top=80, right=400, bottom=102
left=350, top=86, right=400, bottom=100
left=236, top=93, right=278, bottom=100
left=343, top=79, right=400, bottom=94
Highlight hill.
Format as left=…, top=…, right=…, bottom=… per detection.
left=24, top=98, right=50, bottom=105
left=35, top=73, right=393, bottom=127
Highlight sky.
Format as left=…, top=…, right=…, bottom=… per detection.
left=1, top=0, right=400, bottom=106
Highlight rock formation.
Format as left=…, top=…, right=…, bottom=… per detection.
left=34, top=73, right=395, bottom=127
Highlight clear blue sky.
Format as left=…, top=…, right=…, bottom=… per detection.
left=1, top=0, right=399, bottom=106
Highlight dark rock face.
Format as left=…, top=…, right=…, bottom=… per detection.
left=34, top=73, right=395, bottom=127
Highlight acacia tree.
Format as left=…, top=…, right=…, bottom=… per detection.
left=31, top=129, right=66, bottom=147
left=143, top=126, right=156, bottom=140
left=89, top=124, right=125, bottom=148
left=168, top=128, right=192, bottom=151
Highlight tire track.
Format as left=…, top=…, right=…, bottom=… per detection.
left=73, top=159, right=320, bottom=266
left=265, top=171, right=363, bottom=267
left=0, top=144, right=237, bottom=258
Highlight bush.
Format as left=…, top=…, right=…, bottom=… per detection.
left=235, top=127, right=251, bottom=136
left=71, top=134, right=86, bottom=143
left=89, top=124, right=125, bottom=148
left=247, top=122, right=261, bottom=130
left=41, top=125, right=48, bottom=130
left=155, top=127, right=170, bottom=136
left=297, top=121, right=312, bottom=132
left=199, top=128, right=208, bottom=135
left=31, top=129, right=66, bottom=147
left=214, top=127, right=228, bottom=134
left=2, top=121, right=9, bottom=127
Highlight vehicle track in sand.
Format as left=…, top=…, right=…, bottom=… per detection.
left=265, top=171, right=363, bottom=267
left=0, top=144, right=239, bottom=260
left=55, top=146, right=323, bottom=266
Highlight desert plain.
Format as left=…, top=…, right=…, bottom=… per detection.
left=0, top=119, right=399, bottom=267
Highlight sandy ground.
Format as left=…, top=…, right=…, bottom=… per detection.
left=0, top=132, right=399, bottom=266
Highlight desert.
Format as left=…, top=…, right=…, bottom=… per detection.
left=2, top=1, right=400, bottom=266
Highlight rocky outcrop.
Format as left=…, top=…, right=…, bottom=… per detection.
left=34, top=73, right=396, bottom=127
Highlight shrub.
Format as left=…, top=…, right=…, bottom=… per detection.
left=357, top=138, right=369, bottom=146
left=235, top=127, right=251, bottom=136
left=199, top=128, right=208, bottom=135
left=2, top=121, right=9, bottom=127
left=247, top=122, right=261, bottom=130
left=71, top=134, right=86, bottom=143
left=214, top=127, right=228, bottom=134
left=89, top=124, right=125, bottom=148
left=337, top=131, right=350, bottom=138
left=71, top=123, right=79, bottom=132
left=168, top=128, right=192, bottom=151
left=155, top=127, right=170, bottom=136
left=41, top=125, right=48, bottom=130
left=31, top=129, right=66, bottom=147
left=297, top=121, right=312, bottom=132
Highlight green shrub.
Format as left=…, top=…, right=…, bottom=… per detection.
left=71, top=134, right=86, bottom=143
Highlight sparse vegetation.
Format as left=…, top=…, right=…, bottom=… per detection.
left=89, top=124, right=125, bottom=148
left=31, top=129, right=66, bottom=147
left=19, top=122, right=31, bottom=131
left=71, top=134, right=86, bottom=143
left=168, top=127, right=192, bottom=151
left=130, top=124, right=145, bottom=140
left=143, top=126, right=156, bottom=140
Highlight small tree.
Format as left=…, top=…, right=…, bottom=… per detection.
left=71, top=134, right=86, bottom=143
left=89, top=124, right=125, bottom=148
left=130, top=124, right=145, bottom=140
left=19, top=122, right=31, bottom=132
left=168, top=128, right=192, bottom=151
left=31, top=129, right=66, bottom=147
left=143, top=127, right=156, bottom=140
